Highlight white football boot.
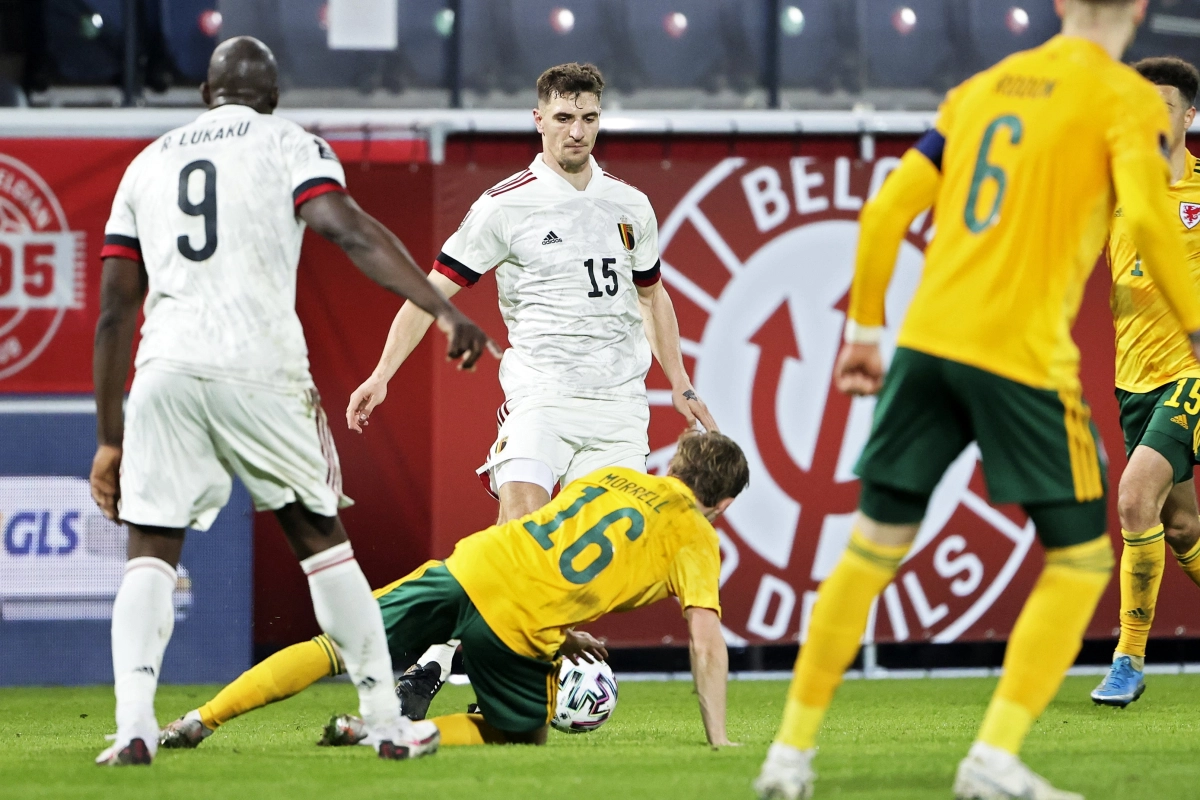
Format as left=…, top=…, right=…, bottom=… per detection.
left=754, top=742, right=817, bottom=799
left=954, top=742, right=1083, bottom=800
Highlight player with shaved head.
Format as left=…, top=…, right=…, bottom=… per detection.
left=91, top=36, right=494, bottom=766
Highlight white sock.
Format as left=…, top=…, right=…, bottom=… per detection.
left=302, top=542, right=403, bottom=745
left=1115, top=650, right=1146, bottom=671
left=419, top=641, right=459, bottom=682
left=111, top=556, right=176, bottom=753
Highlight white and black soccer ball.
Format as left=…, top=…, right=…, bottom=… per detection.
left=551, top=658, right=618, bottom=734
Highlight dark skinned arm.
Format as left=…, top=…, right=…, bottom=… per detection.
left=90, top=257, right=148, bottom=520
left=298, top=192, right=498, bottom=370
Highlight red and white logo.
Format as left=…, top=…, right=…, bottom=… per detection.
left=1181, top=201, right=1200, bottom=230
left=648, top=156, right=1037, bottom=647
left=0, top=154, right=85, bottom=380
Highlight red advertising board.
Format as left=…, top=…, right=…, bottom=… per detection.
left=1, top=130, right=1194, bottom=651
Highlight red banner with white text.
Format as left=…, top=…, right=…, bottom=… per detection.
left=1, top=133, right=1195, bottom=651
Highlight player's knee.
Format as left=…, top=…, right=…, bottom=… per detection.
left=1116, top=482, right=1161, bottom=532
left=1163, top=515, right=1200, bottom=553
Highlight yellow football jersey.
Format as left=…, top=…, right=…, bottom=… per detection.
left=1109, top=150, right=1200, bottom=393
left=444, top=468, right=722, bottom=661
left=892, top=36, right=1182, bottom=391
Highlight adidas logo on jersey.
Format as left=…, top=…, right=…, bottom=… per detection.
left=1172, top=413, right=1189, bottom=430
left=542, top=231, right=563, bottom=245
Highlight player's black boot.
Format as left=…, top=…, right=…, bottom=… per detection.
left=395, top=661, right=444, bottom=721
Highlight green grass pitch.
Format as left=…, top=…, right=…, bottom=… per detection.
left=2, top=675, right=1197, bottom=799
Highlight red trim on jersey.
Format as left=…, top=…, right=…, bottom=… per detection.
left=100, top=244, right=142, bottom=263
left=305, top=554, right=357, bottom=576
left=434, top=261, right=471, bottom=287
left=488, top=174, right=537, bottom=197
left=478, top=469, right=499, bottom=500
left=486, top=170, right=532, bottom=196
left=603, top=170, right=638, bottom=189
left=434, top=252, right=482, bottom=287
left=293, top=179, right=346, bottom=210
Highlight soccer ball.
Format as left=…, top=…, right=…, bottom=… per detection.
left=551, top=658, right=618, bottom=734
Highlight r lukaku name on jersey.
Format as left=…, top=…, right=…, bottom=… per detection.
left=160, top=121, right=253, bottom=151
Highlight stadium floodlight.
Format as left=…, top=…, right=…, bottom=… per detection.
left=892, top=6, right=917, bottom=36
left=664, top=11, right=688, bottom=39
left=81, top=12, right=103, bottom=39
left=199, top=10, right=223, bottom=38
left=551, top=7, right=576, bottom=34
left=1007, top=7, right=1030, bottom=35
left=781, top=5, right=805, bottom=36
left=434, top=8, right=455, bottom=37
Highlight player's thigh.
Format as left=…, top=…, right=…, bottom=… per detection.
left=855, top=348, right=972, bottom=510
left=954, top=365, right=1106, bottom=507
left=205, top=384, right=348, bottom=516
left=1119, top=379, right=1200, bottom=487
left=478, top=397, right=576, bottom=495
left=120, top=369, right=232, bottom=531
left=372, top=562, right=469, bottom=668
left=456, top=606, right=558, bottom=734
left=562, top=398, right=650, bottom=486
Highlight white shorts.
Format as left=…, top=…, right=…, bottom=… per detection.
left=477, top=395, right=650, bottom=497
left=119, top=368, right=351, bottom=531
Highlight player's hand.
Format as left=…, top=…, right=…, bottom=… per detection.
left=834, top=342, right=884, bottom=396
left=559, top=629, right=608, bottom=665
left=673, top=386, right=719, bottom=433
left=346, top=375, right=388, bottom=433
left=90, top=444, right=123, bottom=522
left=435, top=309, right=502, bottom=371
left=708, top=738, right=741, bottom=749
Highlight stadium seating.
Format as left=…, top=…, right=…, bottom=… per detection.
left=620, top=0, right=728, bottom=91
left=963, top=1, right=1057, bottom=74
left=502, top=1, right=611, bottom=88
left=860, top=0, right=955, bottom=89
left=157, top=0, right=219, bottom=83
left=41, top=0, right=125, bottom=85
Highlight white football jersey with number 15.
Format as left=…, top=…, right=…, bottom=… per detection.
left=101, top=104, right=346, bottom=391
left=435, top=154, right=662, bottom=402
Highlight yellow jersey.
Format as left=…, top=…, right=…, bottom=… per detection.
left=1109, top=150, right=1200, bottom=393
left=849, top=36, right=1200, bottom=392
left=444, top=468, right=722, bottom=661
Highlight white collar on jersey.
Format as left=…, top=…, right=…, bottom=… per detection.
left=197, top=103, right=260, bottom=121
left=529, top=153, right=604, bottom=193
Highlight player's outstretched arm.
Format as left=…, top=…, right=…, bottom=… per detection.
left=91, top=256, right=148, bottom=521
left=686, top=606, right=736, bottom=748
left=836, top=145, right=940, bottom=397
left=346, top=269, right=465, bottom=432
left=637, top=281, right=718, bottom=432
left=299, top=192, right=499, bottom=374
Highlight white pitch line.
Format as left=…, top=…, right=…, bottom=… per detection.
left=661, top=260, right=718, bottom=314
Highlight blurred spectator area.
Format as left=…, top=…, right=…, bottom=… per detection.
left=13, top=0, right=1200, bottom=109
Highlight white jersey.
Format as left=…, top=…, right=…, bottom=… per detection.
left=436, top=155, right=661, bottom=401
left=102, top=104, right=347, bottom=391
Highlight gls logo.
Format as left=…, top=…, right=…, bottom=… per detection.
left=2, top=511, right=80, bottom=555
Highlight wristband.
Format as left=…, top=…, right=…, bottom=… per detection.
left=843, top=320, right=884, bottom=345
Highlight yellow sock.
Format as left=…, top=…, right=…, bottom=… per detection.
left=776, top=530, right=908, bottom=751
left=431, top=713, right=509, bottom=745
left=1173, top=536, right=1200, bottom=589
left=977, top=536, right=1113, bottom=754
left=198, top=636, right=341, bottom=729
left=1116, top=525, right=1165, bottom=659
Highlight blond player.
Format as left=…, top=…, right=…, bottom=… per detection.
left=754, top=1, right=1200, bottom=799
left=158, top=431, right=746, bottom=751
left=1092, top=56, right=1200, bottom=707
